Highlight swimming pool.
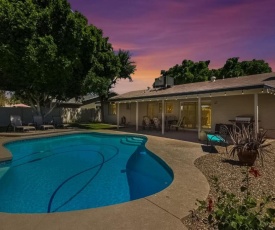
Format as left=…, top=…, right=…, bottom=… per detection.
left=0, top=133, right=173, bottom=213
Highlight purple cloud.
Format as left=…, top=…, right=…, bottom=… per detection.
left=68, top=0, right=275, bottom=94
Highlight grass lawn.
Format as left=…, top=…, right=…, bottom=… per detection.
left=72, top=123, right=118, bottom=130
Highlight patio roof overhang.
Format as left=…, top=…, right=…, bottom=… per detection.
left=110, top=84, right=275, bottom=103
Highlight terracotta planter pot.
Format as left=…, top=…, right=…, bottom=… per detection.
left=237, top=150, right=257, bottom=166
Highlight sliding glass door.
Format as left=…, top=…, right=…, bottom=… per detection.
left=180, top=101, right=212, bottom=129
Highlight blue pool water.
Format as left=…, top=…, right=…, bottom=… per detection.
left=0, top=133, right=173, bottom=213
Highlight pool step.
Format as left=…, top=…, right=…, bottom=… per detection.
left=120, top=137, right=145, bottom=146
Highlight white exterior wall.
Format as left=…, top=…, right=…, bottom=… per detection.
left=139, top=102, right=148, bottom=125
left=211, top=94, right=254, bottom=126
left=259, top=94, right=275, bottom=138
left=211, top=94, right=275, bottom=138
left=103, top=104, right=116, bottom=124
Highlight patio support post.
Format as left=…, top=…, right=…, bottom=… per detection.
left=136, top=101, right=139, bottom=131
left=254, top=93, right=259, bottom=134
left=117, top=102, right=120, bottom=129
left=162, top=99, right=165, bottom=135
left=198, top=96, right=201, bottom=140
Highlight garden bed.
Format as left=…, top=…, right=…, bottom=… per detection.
left=182, top=141, right=275, bottom=229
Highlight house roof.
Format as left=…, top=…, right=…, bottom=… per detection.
left=110, top=72, right=275, bottom=101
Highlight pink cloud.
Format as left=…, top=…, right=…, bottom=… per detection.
left=68, top=0, right=275, bottom=94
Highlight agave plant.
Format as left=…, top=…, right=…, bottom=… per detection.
left=226, top=124, right=273, bottom=165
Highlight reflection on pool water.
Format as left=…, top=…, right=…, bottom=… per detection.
left=0, top=133, right=173, bottom=213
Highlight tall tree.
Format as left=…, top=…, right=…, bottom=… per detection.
left=163, top=59, right=211, bottom=85
left=217, top=57, right=272, bottom=79
left=84, top=48, right=136, bottom=122
left=218, top=57, right=244, bottom=78
left=116, top=49, right=137, bottom=81
left=162, top=57, right=272, bottom=85
left=0, top=0, right=104, bottom=117
left=240, top=59, right=272, bottom=75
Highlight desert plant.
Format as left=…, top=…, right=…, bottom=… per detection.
left=226, top=124, right=273, bottom=165
left=196, top=166, right=275, bottom=229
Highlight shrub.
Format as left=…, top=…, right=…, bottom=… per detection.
left=196, top=166, right=275, bottom=229
left=226, top=124, right=272, bottom=166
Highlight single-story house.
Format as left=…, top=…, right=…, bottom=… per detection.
left=105, top=72, right=275, bottom=139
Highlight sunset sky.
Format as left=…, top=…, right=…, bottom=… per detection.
left=68, top=0, right=275, bottom=94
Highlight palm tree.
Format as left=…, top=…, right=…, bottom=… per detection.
left=116, top=49, right=136, bottom=82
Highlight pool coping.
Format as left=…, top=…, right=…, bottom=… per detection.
left=0, top=130, right=210, bottom=230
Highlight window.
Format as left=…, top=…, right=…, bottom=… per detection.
left=148, top=103, right=155, bottom=118
left=126, top=103, right=131, bottom=110
left=201, top=103, right=211, bottom=129
left=108, top=103, right=116, bottom=115
left=159, top=102, right=174, bottom=113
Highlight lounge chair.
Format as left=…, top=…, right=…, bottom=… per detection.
left=206, top=124, right=229, bottom=152
left=52, top=116, right=70, bottom=128
left=33, top=115, right=55, bottom=130
left=142, top=116, right=153, bottom=130
left=170, top=116, right=185, bottom=131
left=9, top=115, right=36, bottom=132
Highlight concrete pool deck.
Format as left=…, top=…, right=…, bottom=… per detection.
left=0, top=130, right=210, bottom=230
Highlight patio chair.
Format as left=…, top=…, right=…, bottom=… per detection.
left=33, top=115, right=55, bottom=130
left=152, top=117, right=161, bottom=130
left=206, top=124, right=229, bottom=153
left=9, top=115, right=36, bottom=132
left=170, top=116, right=185, bottom=131
left=52, top=116, right=70, bottom=128
left=142, top=116, right=153, bottom=130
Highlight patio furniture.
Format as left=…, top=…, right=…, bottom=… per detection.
left=206, top=124, right=229, bottom=153
left=152, top=117, right=161, bottom=130
left=170, top=116, right=185, bottom=131
left=121, top=116, right=126, bottom=125
left=9, top=115, right=36, bottom=132
left=142, top=116, right=153, bottom=130
left=33, top=115, right=55, bottom=130
left=52, top=116, right=70, bottom=128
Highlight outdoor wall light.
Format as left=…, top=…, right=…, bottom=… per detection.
left=224, top=92, right=227, bottom=96
left=242, top=90, right=244, bottom=94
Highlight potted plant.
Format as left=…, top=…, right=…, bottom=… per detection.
left=226, top=124, right=272, bottom=165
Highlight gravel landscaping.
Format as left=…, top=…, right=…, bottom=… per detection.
left=182, top=141, right=275, bottom=229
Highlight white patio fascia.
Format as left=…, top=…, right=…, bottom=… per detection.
left=114, top=87, right=272, bottom=139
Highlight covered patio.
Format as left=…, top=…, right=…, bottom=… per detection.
left=107, top=72, right=275, bottom=139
